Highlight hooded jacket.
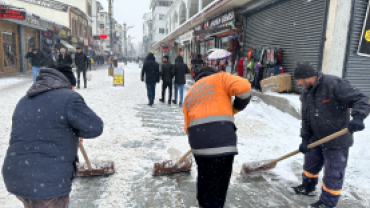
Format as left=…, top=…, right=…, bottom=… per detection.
left=2, top=68, right=103, bottom=199
left=141, top=53, right=160, bottom=84
left=75, top=52, right=89, bottom=70
left=172, top=56, right=190, bottom=85
left=300, top=72, right=370, bottom=148
left=58, top=54, right=73, bottom=66
left=25, top=51, right=45, bottom=67
left=43, top=50, right=54, bottom=68
left=183, top=71, right=252, bottom=157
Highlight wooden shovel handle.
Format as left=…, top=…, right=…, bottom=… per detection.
left=264, top=128, right=349, bottom=167
left=79, top=143, right=93, bottom=171
left=176, top=149, right=192, bottom=165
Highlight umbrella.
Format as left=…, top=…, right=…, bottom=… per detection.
left=206, top=48, right=220, bottom=55
left=207, top=49, right=232, bottom=60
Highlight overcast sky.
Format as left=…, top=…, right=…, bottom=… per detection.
left=100, top=0, right=151, bottom=45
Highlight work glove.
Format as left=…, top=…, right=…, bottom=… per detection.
left=348, top=117, right=365, bottom=133
left=299, top=139, right=311, bottom=154
left=232, top=107, right=240, bottom=115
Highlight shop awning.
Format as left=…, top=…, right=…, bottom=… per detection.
left=60, top=40, right=76, bottom=53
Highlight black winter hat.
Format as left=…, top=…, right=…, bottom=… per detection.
left=294, top=62, right=317, bottom=79
left=195, top=66, right=217, bottom=81
left=53, top=64, right=77, bottom=86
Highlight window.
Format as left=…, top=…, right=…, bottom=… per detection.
left=158, top=1, right=172, bottom=7
left=3, top=32, right=17, bottom=67
left=72, top=18, right=77, bottom=36
left=159, top=28, right=165, bottom=33
left=159, top=15, right=164, bottom=20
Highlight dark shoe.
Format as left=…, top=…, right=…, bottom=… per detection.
left=77, top=86, right=80, bottom=89
left=310, top=200, right=333, bottom=208
left=168, top=100, right=171, bottom=105
left=179, top=103, right=183, bottom=107
left=172, top=100, right=177, bottom=104
left=292, top=184, right=316, bottom=196
left=159, top=99, right=164, bottom=103
left=84, top=86, right=87, bottom=88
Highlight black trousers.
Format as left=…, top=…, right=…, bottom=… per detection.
left=194, top=155, right=234, bottom=208
left=77, top=68, right=87, bottom=87
left=161, top=82, right=172, bottom=101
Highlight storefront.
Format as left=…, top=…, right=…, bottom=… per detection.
left=169, top=40, right=177, bottom=64
left=344, top=0, right=370, bottom=97
left=178, top=30, right=193, bottom=65
left=241, top=0, right=329, bottom=92
left=0, top=20, right=20, bottom=74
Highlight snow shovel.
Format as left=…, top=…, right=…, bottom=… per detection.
left=76, top=143, right=115, bottom=177
left=152, top=149, right=193, bottom=176
left=241, top=128, right=349, bottom=175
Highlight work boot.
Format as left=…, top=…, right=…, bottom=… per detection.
left=310, top=200, right=334, bottom=208
left=159, top=98, right=164, bottom=103
left=172, top=100, right=177, bottom=104
left=292, top=184, right=316, bottom=196
left=168, top=100, right=171, bottom=105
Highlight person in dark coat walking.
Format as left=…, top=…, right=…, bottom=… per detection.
left=25, top=48, right=45, bottom=83
left=292, top=62, right=370, bottom=208
left=172, top=56, right=190, bottom=106
left=2, top=65, right=103, bottom=208
left=43, top=48, right=54, bottom=68
left=58, top=48, right=73, bottom=67
left=159, top=56, right=174, bottom=104
left=75, top=47, right=90, bottom=89
left=141, top=53, right=160, bottom=106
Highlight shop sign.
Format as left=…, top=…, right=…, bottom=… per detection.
left=18, top=0, right=68, bottom=12
left=93, top=36, right=101, bottom=40
left=179, top=30, right=193, bottom=43
left=84, top=38, right=88, bottom=46
left=0, top=9, right=26, bottom=20
left=210, top=11, right=235, bottom=28
left=70, top=37, right=77, bottom=44
left=27, top=15, right=40, bottom=25
left=206, top=41, right=213, bottom=45
left=194, top=25, right=202, bottom=31
left=60, top=29, right=68, bottom=38
left=358, top=1, right=370, bottom=57
left=169, top=40, right=175, bottom=46
left=113, top=68, right=124, bottom=86
left=78, top=37, right=84, bottom=43
left=47, top=22, right=54, bottom=30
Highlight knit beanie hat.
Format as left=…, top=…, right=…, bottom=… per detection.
left=53, top=64, right=77, bottom=86
left=294, top=62, right=317, bottom=79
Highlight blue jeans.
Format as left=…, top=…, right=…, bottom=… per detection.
left=32, top=66, right=43, bottom=83
left=174, top=84, right=185, bottom=104
left=146, top=83, right=156, bottom=105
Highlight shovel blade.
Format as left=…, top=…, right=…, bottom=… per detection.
left=76, top=161, right=115, bottom=177
left=153, top=158, right=192, bottom=176
left=241, top=160, right=277, bottom=175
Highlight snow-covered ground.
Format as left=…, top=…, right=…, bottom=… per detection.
left=0, top=64, right=369, bottom=207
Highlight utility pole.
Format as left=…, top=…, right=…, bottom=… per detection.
left=109, top=0, right=113, bottom=68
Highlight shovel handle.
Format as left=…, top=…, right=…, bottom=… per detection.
left=79, top=143, right=93, bottom=171
left=176, top=149, right=192, bottom=165
left=264, top=128, right=349, bottom=167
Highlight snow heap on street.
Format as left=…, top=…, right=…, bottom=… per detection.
left=0, top=64, right=369, bottom=207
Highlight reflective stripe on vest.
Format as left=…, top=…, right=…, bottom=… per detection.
left=322, top=183, right=342, bottom=195
left=236, top=91, right=252, bottom=99
left=192, top=146, right=238, bottom=156
left=189, top=115, right=234, bottom=128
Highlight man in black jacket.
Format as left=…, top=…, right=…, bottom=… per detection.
left=159, top=56, right=174, bottom=105
left=172, top=56, right=190, bottom=106
left=25, top=48, right=45, bottom=83
left=141, top=53, right=159, bottom=106
left=58, top=48, right=73, bottom=66
left=75, top=47, right=90, bottom=89
left=292, top=62, right=370, bottom=208
left=2, top=65, right=103, bottom=208
left=43, top=48, right=54, bottom=68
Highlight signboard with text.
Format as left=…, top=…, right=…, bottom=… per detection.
left=18, top=0, right=68, bottom=12
left=0, top=9, right=26, bottom=20
left=113, top=68, right=124, bottom=86
left=358, top=1, right=370, bottom=57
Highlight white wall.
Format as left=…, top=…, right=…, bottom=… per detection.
left=62, top=0, right=87, bottom=13
left=6, top=0, right=69, bottom=26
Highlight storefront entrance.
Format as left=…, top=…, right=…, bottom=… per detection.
left=0, top=20, right=20, bottom=74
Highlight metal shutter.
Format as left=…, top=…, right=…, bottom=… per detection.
left=344, top=0, right=370, bottom=97
left=243, top=0, right=329, bottom=92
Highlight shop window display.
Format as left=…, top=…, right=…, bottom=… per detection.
left=3, top=32, right=17, bottom=67
left=27, top=36, right=36, bottom=68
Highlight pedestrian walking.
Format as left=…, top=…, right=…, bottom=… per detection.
left=57, top=48, right=72, bottom=66
left=25, top=48, right=45, bottom=83
left=159, top=55, right=174, bottom=105
left=75, top=47, right=90, bottom=89
left=141, top=53, right=160, bottom=106
left=183, top=67, right=252, bottom=208
left=43, top=48, right=54, bottom=68
left=172, top=56, right=190, bottom=106
left=292, top=62, right=370, bottom=208
left=2, top=64, right=103, bottom=208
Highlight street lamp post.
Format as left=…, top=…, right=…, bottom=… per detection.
left=123, top=23, right=134, bottom=65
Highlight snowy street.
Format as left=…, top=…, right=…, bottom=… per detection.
left=1, top=63, right=369, bottom=208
